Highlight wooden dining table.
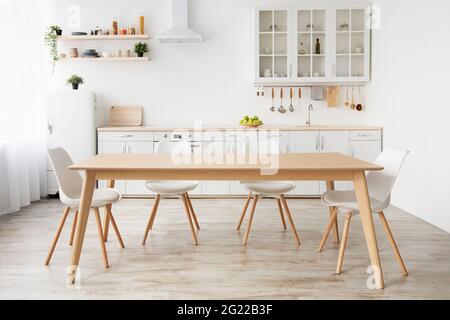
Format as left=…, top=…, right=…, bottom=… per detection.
left=69, top=152, right=385, bottom=288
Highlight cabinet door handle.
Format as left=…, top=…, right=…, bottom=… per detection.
left=118, top=134, right=133, bottom=138
left=321, top=136, right=324, bottom=151
left=315, top=136, right=319, bottom=151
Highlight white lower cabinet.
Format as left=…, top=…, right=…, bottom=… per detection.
left=97, top=129, right=382, bottom=197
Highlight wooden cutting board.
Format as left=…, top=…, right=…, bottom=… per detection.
left=326, top=86, right=340, bottom=108
left=109, top=106, right=143, bottom=126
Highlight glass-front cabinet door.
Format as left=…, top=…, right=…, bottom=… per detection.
left=255, top=8, right=291, bottom=82
left=334, top=8, right=370, bottom=82
left=295, top=9, right=327, bottom=81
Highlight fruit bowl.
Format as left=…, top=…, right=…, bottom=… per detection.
left=241, top=123, right=263, bottom=128
left=239, top=116, right=263, bottom=128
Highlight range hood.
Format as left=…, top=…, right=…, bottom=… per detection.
left=156, top=0, right=203, bottom=43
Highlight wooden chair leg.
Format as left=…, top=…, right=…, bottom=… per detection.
left=69, top=210, right=78, bottom=246
left=181, top=194, right=198, bottom=245
left=108, top=209, right=125, bottom=248
left=276, top=198, right=287, bottom=230
left=185, top=193, right=200, bottom=230
left=279, top=195, right=301, bottom=246
left=103, top=207, right=111, bottom=243
left=243, top=194, right=259, bottom=245
left=45, top=207, right=71, bottom=266
left=237, top=192, right=252, bottom=230
left=318, top=207, right=339, bottom=252
left=378, top=211, right=409, bottom=276
left=142, top=194, right=161, bottom=245
left=336, top=212, right=352, bottom=274
left=94, top=208, right=109, bottom=269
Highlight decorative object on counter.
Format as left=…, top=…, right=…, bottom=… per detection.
left=298, top=42, right=306, bottom=55
left=112, top=19, right=119, bottom=35
left=239, top=116, right=263, bottom=128
left=326, top=86, right=339, bottom=108
left=270, top=88, right=276, bottom=112
left=44, top=25, right=62, bottom=69
left=69, top=48, right=79, bottom=58
left=109, top=106, right=143, bottom=126
left=289, top=88, right=295, bottom=112
left=134, top=42, right=149, bottom=57
left=315, top=38, right=321, bottom=54
left=278, top=88, right=286, bottom=113
left=263, top=69, right=272, bottom=78
left=66, top=74, right=84, bottom=90
left=139, top=15, right=145, bottom=35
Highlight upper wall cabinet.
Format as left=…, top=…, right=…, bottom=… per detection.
left=254, top=5, right=371, bottom=85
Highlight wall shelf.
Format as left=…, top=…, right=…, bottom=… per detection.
left=59, top=57, right=150, bottom=62
left=57, top=35, right=150, bottom=41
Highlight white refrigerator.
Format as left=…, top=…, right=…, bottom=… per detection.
left=46, top=90, right=98, bottom=195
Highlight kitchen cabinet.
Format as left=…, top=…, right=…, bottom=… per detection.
left=254, top=4, right=371, bottom=84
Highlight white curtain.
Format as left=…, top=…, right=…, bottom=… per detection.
left=0, top=0, right=48, bottom=215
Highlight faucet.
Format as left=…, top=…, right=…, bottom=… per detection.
left=306, top=104, right=314, bottom=126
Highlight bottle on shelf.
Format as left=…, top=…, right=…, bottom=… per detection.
left=315, top=39, right=321, bottom=54
left=139, top=15, right=145, bottom=35
left=112, top=19, right=118, bottom=35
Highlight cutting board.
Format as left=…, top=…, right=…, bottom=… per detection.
left=326, top=86, right=340, bottom=108
left=109, top=106, right=143, bottom=126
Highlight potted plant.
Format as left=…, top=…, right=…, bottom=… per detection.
left=44, top=25, right=62, bottom=63
left=134, top=42, right=149, bottom=58
left=66, top=74, right=84, bottom=90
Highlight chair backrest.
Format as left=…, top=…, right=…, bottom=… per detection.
left=47, top=148, right=83, bottom=199
left=366, top=148, right=409, bottom=203
left=155, top=140, right=192, bottom=154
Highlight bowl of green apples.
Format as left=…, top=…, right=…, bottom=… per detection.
left=239, top=116, right=263, bottom=128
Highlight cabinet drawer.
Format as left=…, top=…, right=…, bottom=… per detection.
left=98, top=131, right=153, bottom=142
left=349, top=130, right=381, bottom=141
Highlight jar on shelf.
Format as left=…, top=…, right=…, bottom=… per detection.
left=139, top=15, right=145, bottom=35
left=129, top=24, right=136, bottom=35
left=120, top=27, right=127, bottom=35
left=112, top=19, right=118, bottom=35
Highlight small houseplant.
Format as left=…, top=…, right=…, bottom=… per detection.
left=66, top=74, right=84, bottom=90
left=44, top=25, right=62, bottom=62
left=134, top=42, right=149, bottom=57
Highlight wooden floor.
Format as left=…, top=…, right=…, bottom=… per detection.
left=1, top=198, right=449, bottom=300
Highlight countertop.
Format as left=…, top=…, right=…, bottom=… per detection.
left=98, top=125, right=382, bottom=132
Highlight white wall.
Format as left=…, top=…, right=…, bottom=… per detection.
left=46, top=0, right=366, bottom=126
left=364, top=0, right=450, bottom=232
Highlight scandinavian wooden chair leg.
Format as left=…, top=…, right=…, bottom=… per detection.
left=318, top=207, right=339, bottom=252
left=237, top=192, right=252, bottom=231
left=103, top=207, right=111, bottom=243
left=279, top=195, right=301, bottom=246
left=108, top=209, right=125, bottom=248
left=186, top=193, right=200, bottom=230
left=94, top=208, right=109, bottom=269
left=243, top=194, right=259, bottom=245
left=45, top=207, right=71, bottom=266
left=69, top=210, right=78, bottom=246
left=276, top=198, right=287, bottom=230
left=378, top=211, right=409, bottom=276
left=336, top=212, right=352, bottom=274
left=142, top=194, right=161, bottom=245
left=182, top=194, right=198, bottom=245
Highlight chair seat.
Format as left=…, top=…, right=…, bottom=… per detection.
left=61, top=188, right=121, bottom=208
left=241, top=181, right=296, bottom=195
left=322, top=190, right=388, bottom=213
left=146, top=180, right=199, bottom=194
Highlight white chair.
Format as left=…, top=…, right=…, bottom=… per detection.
left=46, top=148, right=124, bottom=268
left=237, top=140, right=301, bottom=246
left=318, top=148, right=409, bottom=276
left=142, top=141, right=200, bottom=245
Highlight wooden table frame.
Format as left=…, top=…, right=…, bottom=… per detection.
left=69, top=153, right=385, bottom=289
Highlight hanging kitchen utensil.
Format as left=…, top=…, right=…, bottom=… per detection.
left=326, top=86, right=339, bottom=108
left=278, top=88, right=286, bottom=113
left=344, top=86, right=350, bottom=107
left=289, top=88, right=295, bottom=112
left=350, top=86, right=356, bottom=109
left=270, top=88, right=276, bottom=112
left=356, top=86, right=363, bottom=111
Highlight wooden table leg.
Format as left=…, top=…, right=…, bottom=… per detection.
left=103, top=180, right=115, bottom=242
left=68, top=171, right=96, bottom=284
left=353, top=171, right=385, bottom=289
left=326, top=181, right=339, bottom=243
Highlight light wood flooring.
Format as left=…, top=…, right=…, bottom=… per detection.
left=0, top=198, right=449, bottom=300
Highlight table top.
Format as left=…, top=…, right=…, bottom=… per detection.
left=71, top=153, right=383, bottom=172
